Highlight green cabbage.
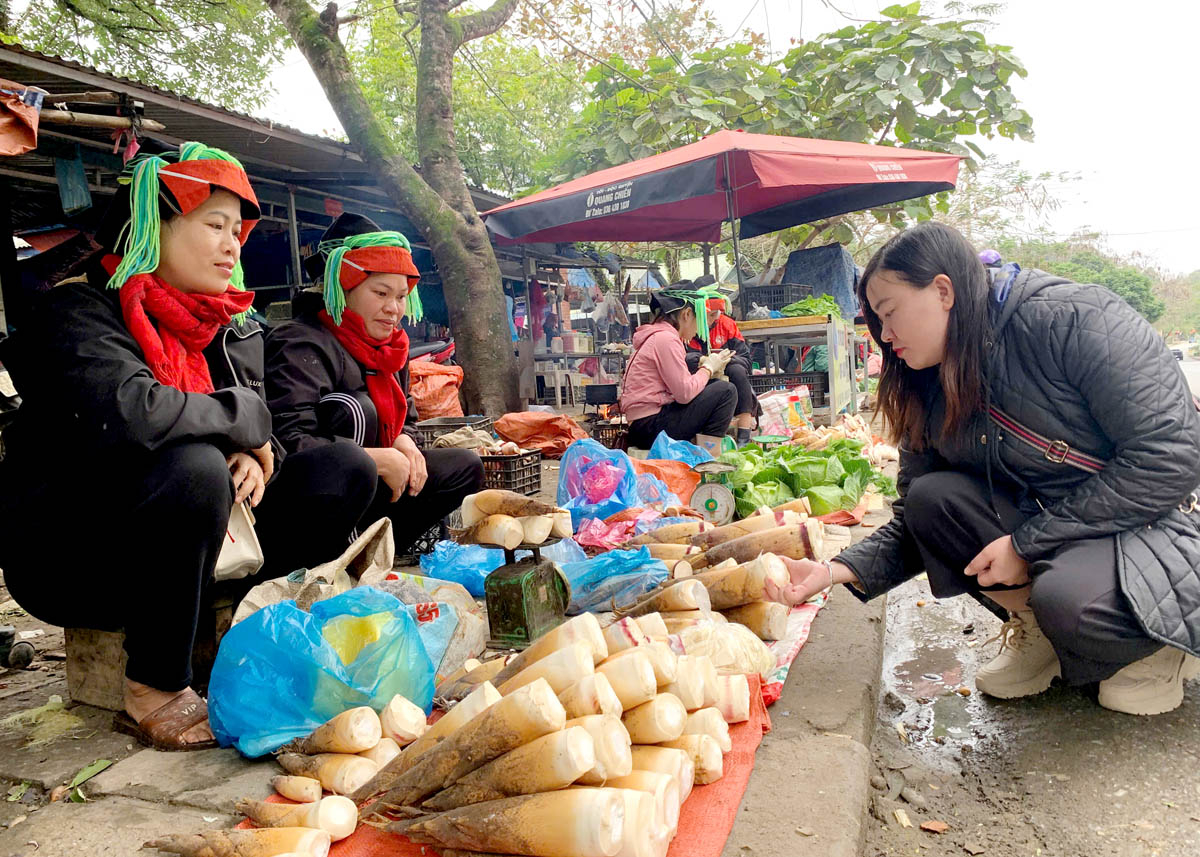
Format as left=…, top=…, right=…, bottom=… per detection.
left=734, top=480, right=795, bottom=519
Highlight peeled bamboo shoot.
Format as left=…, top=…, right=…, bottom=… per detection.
left=629, top=745, right=695, bottom=803
left=695, top=656, right=719, bottom=708
left=272, top=775, right=321, bottom=804
left=359, top=737, right=402, bottom=768
left=568, top=715, right=633, bottom=785
left=604, top=770, right=680, bottom=835
left=277, top=707, right=381, bottom=755
left=712, top=674, right=751, bottom=724
left=621, top=694, right=686, bottom=744
left=613, top=787, right=670, bottom=857
left=603, top=616, right=649, bottom=655
left=754, top=496, right=811, bottom=517
left=722, top=601, right=788, bottom=641
left=422, top=726, right=596, bottom=811
left=143, top=828, right=331, bottom=857
left=645, top=579, right=711, bottom=613
left=663, top=655, right=707, bottom=711
left=657, top=734, right=723, bottom=784
left=380, top=694, right=427, bottom=746
left=607, top=641, right=677, bottom=688
left=235, top=795, right=357, bottom=841
left=559, top=673, right=623, bottom=719
left=702, top=520, right=823, bottom=567
left=491, top=614, right=608, bottom=689
left=388, top=790, right=624, bottom=857
left=519, top=515, right=555, bottom=545
left=596, top=649, right=657, bottom=711
left=643, top=543, right=702, bottom=561
left=662, top=614, right=713, bottom=635
left=687, top=511, right=801, bottom=550
left=683, top=707, right=731, bottom=753
left=498, top=640, right=595, bottom=695
left=627, top=521, right=713, bottom=545
left=634, top=613, right=669, bottom=639
left=550, top=509, right=573, bottom=539
left=393, top=681, right=502, bottom=772
left=357, top=678, right=565, bottom=808
left=693, top=554, right=790, bottom=610
left=463, top=514, right=525, bottom=550
left=277, top=753, right=377, bottom=796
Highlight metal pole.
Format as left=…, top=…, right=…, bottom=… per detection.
left=286, top=187, right=303, bottom=293
left=723, top=151, right=746, bottom=318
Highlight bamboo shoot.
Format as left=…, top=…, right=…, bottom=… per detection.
left=394, top=682, right=502, bottom=772
left=683, top=707, right=731, bottom=753
left=604, top=771, right=680, bottom=835
left=695, top=656, right=719, bottom=708
left=272, top=775, right=321, bottom=804
left=702, top=520, right=823, bottom=567
left=471, top=490, right=560, bottom=519
left=721, top=601, right=788, bottom=641
left=629, top=745, right=695, bottom=804
left=645, top=579, right=711, bottom=613
left=435, top=657, right=511, bottom=702
left=634, top=613, right=669, bottom=639
left=643, top=543, right=702, bottom=562
left=143, top=829, right=331, bottom=857
left=693, top=554, right=790, bottom=610
left=498, top=640, right=595, bottom=695
left=596, top=649, right=657, bottom=711
left=359, top=737, right=402, bottom=768
left=559, top=673, right=623, bottom=719
left=422, top=726, right=596, bottom=811
left=613, top=788, right=671, bottom=857
left=491, top=614, right=607, bottom=689
left=462, top=514, right=525, bottom=550
left=277, top=707, right=381, bottom=755
left=235, top=795, right=357, bottom=841
left=519, top=515, right=555, bottom=545
left=621, top=694, right=686, bottom=745
left=357, top=678, right=565, bottom=808
left=662, top=655, right=707, bottom=711
left=277, top=753, right=377, bottom=796
left=712, top=674, right=751, bottom=724
left=380, top=694, right=427, bottom=746
left=603, top=616, right=649, bottom=655
left=551, top=509, right=574, bottom=539
left=567, top=714, right=633, bottom=785
left=753, top=496, right=811, bottom=517
left=388, top=790, right=624, bottom=857
left=627, top=521, right=713, bottom=546
left=657, top=734, right=723, bottom=784
left=688, top=511, right=801, bottom=550
left=606, top=641, right=677, bottom=688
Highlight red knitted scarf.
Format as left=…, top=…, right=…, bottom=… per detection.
left=318, top=309, right=410, bottom=447
left=119, top=273, right=255, bottom=393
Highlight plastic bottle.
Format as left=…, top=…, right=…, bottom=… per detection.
left=786, top=395, right=805, bottom=430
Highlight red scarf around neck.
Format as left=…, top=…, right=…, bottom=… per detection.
left=318, top=309, right=410, bottom=447
left=119, top=273, right=255, bottom=394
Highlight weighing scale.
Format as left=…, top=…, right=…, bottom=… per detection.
left=482, top=538, right=569, bottom=650
left=689, top=460, right=738, bottom=525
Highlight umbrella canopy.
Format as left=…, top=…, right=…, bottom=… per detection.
left=483, top=129, right=962, bottom=245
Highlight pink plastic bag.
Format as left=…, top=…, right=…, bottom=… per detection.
left=582, top=460, right=624, bottom=503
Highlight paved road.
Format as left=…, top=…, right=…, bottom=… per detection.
left=864, top=357, right=1200, bottom=857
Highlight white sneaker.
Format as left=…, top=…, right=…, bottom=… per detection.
left=974, top=611, right=1061, bottom=699
left=1099, top=646, right=1193, bottom=716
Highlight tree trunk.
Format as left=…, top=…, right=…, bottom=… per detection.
left=266, top=0, right=521, bottom=416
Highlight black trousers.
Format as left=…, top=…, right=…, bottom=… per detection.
left=0, top=440, right=376, bottom=693
left=627, top=379, right=737, bottom=448
left=359, top=447, right=485, bottom=553
left=685, top=352, right=757, bottom=416
left=905, top=470, right=1161, bottom=684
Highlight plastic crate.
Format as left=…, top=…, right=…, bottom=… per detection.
left=481, top=449, right=542, bottom=496
left=413, top=415, right=494, bottom=449
left=405, top=517, right=449, bottom=560
left=749, top=371, right=829, bottom=407
left=593, top=420, right=629, bottom=451
left=738, top=283, right=814, bottom=313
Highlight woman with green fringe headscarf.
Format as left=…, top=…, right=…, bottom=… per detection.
left=265, top=213, right=484, bottom=556
left=0, top=143, right=379, bottom=753
left=619, top=283, right=738, bottom=449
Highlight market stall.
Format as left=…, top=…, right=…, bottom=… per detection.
left=740, top=313, right=859, bottom=422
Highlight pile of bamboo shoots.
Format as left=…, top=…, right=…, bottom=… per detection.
left=458, top=489, right=573, bottom=550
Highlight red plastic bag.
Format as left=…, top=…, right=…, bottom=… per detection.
left=410, top=362, right=463, bottom=418
left=495, top=412, right=589, bottom=459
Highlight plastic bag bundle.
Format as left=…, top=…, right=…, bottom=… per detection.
left=418, top=539, right=587, bottom=596
left=558, top=546, right=669, bottom=614
left=558, top=438, right=640, bottom=528
left=648, top=431, right=713, bottom=466
left=676, top=621, right=776, bottom=679
left=209, top=587, right=437, bottom=757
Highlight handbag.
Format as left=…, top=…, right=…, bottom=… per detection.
left=214, top=500, right=264, bottom=582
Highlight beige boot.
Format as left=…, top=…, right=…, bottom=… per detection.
left=974, top=611, right=1061, bottom=699
left=1099, top=647, right=1193, bottom=716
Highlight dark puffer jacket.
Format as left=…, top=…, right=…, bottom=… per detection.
left=838, top=269, right=1200, bottom=655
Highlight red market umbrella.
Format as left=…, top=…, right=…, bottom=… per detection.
left=482, top=129, right=962, bottom=247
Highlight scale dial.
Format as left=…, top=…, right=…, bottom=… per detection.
left=690, top=483, right=736, bottom=525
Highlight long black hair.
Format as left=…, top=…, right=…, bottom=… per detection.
left=859, top=222, right=990, bottom=450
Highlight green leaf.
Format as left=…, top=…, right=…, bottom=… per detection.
left=744, top=84, right=765, bottom=101
left=959, top=90, right=983, bottom=110
left=70, top=759, right=113, bottom=790
left=5, top=782, right=29, bottom=802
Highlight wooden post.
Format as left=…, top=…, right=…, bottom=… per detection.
left=702, top=243, right=711, bottom=278
left=287, top=187, right=303, bottom=292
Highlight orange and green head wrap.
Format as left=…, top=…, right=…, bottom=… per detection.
left=105, top=142, right=260, bottom=295
left=654, top=285, right=722, bottom=344
left=317, top=230, right=423, bottom=326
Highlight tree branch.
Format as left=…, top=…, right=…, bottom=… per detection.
left=455, top=0, right=520, bottom=45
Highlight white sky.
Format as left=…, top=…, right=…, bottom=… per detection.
left=261, top=0, right=1200, bottom=275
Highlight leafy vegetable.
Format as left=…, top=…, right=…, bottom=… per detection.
left=780, top=294, right=843, bottom=318
left=735, top=480, right=795, bottom=519
left=804, top=485, right=845, bottom=516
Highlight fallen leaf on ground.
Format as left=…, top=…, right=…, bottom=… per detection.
left=921, top=820, right=950, bottom=834
left=5, top=783, right=28, bottom=802
left=69, top=759, right=112, bottom=789
left=893, top=809, right=913, bottom=828
left=48, top=786, right=69, bottom=803
left=963, top=844, right=986, bottom=855
left=794, top=827, right=815, bottom=837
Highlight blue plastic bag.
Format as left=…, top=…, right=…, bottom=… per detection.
left=209, top=587, right=436, bottom=758
left=420, top=539, right=588, bottom=596
left=558, top=438, right=639, bottom=529
left=634, top=473, right=680, bottom=508
left=648, top=431, right=713, bottom=466
left=558, top=546, right=669, bottom=614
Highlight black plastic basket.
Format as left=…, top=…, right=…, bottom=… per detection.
left=481, top=449, right=542, bottom=496
left=405, top=517, right=449, bottom=560
left=739, top=283, right=815, bottom=312
left=413, top=415, right=494, bottom=449
left=593, top=420, right=629, bottom=451
left=749, top=371, right=829, bottom=407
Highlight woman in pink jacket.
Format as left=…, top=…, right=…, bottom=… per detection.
left=620, top=289, right=737, bottom=447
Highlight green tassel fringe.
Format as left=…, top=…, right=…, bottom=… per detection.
left=318, top=230, right=417, bottom=326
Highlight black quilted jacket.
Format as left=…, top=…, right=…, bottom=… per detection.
left=838, top=269, right=1200, bottom=654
